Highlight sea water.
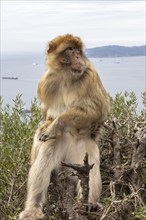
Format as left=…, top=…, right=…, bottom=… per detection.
left=1, top=54, right=145, bottom=112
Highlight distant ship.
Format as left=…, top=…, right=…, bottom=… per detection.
left=2, top=76, right=18, bottom=80
left=32, top=63, right=38, bottom=66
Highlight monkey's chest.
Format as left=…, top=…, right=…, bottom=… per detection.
left=46, top=88, right=75, bottom=119
left=46, top=96, right=66, bottom=119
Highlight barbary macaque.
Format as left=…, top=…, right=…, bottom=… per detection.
left=19, top=34, right=110, bottom=220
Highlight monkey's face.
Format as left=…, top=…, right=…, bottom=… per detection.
left=59, top=46, right=86, bottom=74
left=47, top=35, right=87, bottom=78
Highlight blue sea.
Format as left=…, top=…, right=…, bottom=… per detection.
left=1, top=54, right=145, bottom=113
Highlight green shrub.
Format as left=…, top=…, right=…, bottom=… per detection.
left=0, top=92, right=145, bottom=220
left=0, top=95, right=41, bottom=220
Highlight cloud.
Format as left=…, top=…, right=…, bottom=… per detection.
left=1, top=0, right=145, bottom=53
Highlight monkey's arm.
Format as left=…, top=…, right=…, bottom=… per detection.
left=58, top=106, right=101, bottom=130
left=39, top=102, right=105, bottom=141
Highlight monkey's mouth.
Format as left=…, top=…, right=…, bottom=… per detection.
left=71, top=63, right=83, bottom=73
left=72, top=68, right=82, bottom=73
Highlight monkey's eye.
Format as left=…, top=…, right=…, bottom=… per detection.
left=67, top=47, right=73, bottom=51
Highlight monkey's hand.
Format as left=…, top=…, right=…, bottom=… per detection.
left=39, top=120, right=64, bottom=141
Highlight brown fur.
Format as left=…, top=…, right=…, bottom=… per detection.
left=38, top=34, right=110, bottom=128
left=19, top=34, right=110, bottom=220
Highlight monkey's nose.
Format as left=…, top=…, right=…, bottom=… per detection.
left=76, top=52, right=80, bottom=59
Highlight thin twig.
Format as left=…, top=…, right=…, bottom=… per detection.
left=7, top=178, right=15, bottom=205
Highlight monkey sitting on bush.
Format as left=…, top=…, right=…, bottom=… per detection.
left=19, top=34, right=110, bottom=220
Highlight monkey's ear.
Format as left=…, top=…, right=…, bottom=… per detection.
left=47, top=42, right=55, bottom=53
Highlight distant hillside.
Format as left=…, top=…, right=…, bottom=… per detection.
left=86, top=45, right=146, bottom=57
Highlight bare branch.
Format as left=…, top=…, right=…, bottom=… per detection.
left=62, top=153, right=94, bottom=204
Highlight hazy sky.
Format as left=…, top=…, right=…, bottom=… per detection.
left=1, top=0, right=145, bottom=53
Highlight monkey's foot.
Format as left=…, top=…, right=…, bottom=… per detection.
left=73, top=202, right=103, bottom=214
left=19, top=208, right=45, bottom=220
left=86, top=202, right=103, bottom=212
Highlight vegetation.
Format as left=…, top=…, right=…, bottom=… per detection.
left=0, top=95, right=41, bottom=220
left=0, top=92, right=146, bottom=220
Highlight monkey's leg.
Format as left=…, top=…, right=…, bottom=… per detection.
left=19, top=139, right=66, bottom=220
left=31, top=119, right=54, bottom=165
left=88, top=158, right=102, bottom=204
left=65, top=137, right=102, bottom=204
left=30, top=130, right=41, bottom=165
left=75, top=139, right=102, bottom=204
left=74, top=139, right=102, bottom=213
left=87, top=141, right=102, bottom=204
left=86, top=141, right=102, bottom=213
